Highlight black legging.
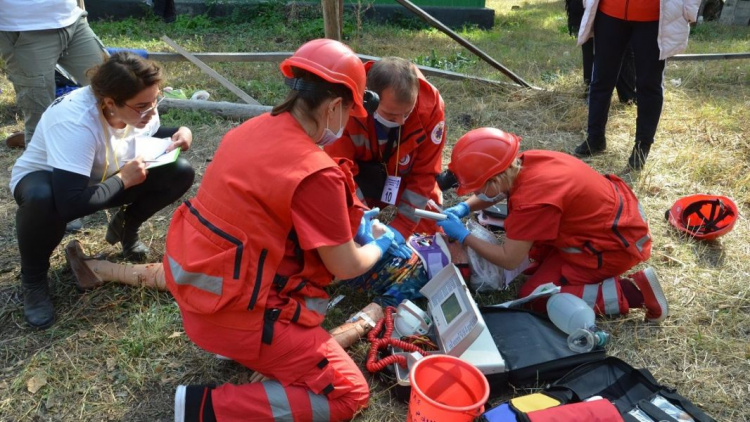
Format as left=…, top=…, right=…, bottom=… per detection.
left=13, top=157, right=194, bottom=280
left=587, top=12, right=664, bottom=144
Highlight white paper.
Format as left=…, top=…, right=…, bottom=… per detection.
left=134, top=136, right=179, bottom=168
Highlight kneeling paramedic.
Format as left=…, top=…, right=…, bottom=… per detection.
left=438, top=127, right=669, bottom=322
left=324, top=57, right=447, bottom=258
left=164, top=39, right=395, bottom=422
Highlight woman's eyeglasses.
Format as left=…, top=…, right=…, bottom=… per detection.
left=124, top=95, right=164, bottom=118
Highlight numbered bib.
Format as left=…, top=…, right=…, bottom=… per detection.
left=380, top=175, right=401, bottom=205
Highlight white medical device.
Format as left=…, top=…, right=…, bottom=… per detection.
left=393, top=300, right=431, bottom=337
left=391, top=264, right=507, bottom=388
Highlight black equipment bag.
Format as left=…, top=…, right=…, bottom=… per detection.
left=480, top=307, right=606, bottom=397
left=541, top=356, right=716, bottom=422
left=384, top=307, right=605, bottom=401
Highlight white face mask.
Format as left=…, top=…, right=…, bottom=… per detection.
left=477, top=191, right=507, bottom=203
left=477, top=180, right=507, bottom=203
left=373, top=111, right=402, bottom=129
left=317, top=104, right=344, bottom=147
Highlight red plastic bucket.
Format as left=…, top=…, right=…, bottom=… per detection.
left=407, top=354, right=489, bottom=422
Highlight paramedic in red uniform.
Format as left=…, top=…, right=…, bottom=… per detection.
left=438, top=127, right=669, bottom=322
left=324, top=57, right=446, bottom=257
left=164, top=39, right=396, bottom=422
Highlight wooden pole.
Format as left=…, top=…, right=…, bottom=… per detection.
left=392, top=0, right=533, bottom=88
left=160, top=35, right=261, bottom=105
left=322, top=0, right=343, bottom=40
left=159, top=98, right=272, bottom=119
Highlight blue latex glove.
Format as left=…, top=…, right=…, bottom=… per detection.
left=354, top=207, right=381, bottom=245
left=444, top=202, right=470, bottom=219
left=437, top=213, right=470, bottom=244
left=370, top=229, right=396, bottom=258
left=386, top=224, right=414, bottom=259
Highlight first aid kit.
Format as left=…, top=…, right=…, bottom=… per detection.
left=385, top=264, right=605, bottom=400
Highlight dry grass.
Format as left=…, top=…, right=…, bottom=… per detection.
left=1, top=0, right=749, bottom=420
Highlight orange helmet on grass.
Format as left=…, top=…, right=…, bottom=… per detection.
left=280, top=39, right=367, bottom=117
left=665, top=194, right=738, bottom=241
left=448, top=127, right=521, bottom=196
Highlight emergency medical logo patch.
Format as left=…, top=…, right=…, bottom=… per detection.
left=399, top=154, right=411, bottom=167
left=431, top=121, right=445, bottom=145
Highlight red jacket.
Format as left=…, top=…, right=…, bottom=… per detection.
left=325, top=61, right=446, bottom=238
left=599, top=0, right=660, bottom=21
left=164, top=112, right=362, bottom=340
left=506, top=151, right=651, bottom=272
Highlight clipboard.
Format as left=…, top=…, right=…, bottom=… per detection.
left=135, top=136, right=180, bottom=168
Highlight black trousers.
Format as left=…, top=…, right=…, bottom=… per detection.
left=567, top=0, right=635, bottom=102
left=581, top=38, right=636, bottom=103
left=587, top=12, right=665, bottom=144
left=13, top=158, right=194, bottom=281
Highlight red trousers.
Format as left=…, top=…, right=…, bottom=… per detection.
left=520, top=245, right=639, bottom=315
left=182, top=310, right=369, bottom=421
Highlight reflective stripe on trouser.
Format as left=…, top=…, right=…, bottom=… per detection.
left=520, top=247, right=631, bottom=316
left=580, top=278, right=621, bottom=315
left=211, top=324, right=369, bottom=421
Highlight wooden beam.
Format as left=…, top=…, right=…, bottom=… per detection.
left=147, top=52, right=516, bottom=88
left=147, top=52, right=290, bottom=62
left=159, top=98, right=272, bottom=119
left=160, top=35, right=260, bottom=105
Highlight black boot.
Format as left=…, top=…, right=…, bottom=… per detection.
left=573, top=135, right=607, bottom=157
left=627, top=141, right=652, bottom=171
left=22, top=275, right=55, bottom=329
left=105, top=207, right=150, bottom=260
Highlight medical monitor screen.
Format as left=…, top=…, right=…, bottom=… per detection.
left=441, top=293, right=462, bottom=325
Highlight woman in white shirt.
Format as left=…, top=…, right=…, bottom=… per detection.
left=10, top=52, right=195, bottom=328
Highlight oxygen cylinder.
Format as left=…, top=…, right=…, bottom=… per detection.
left=546, top=293, right=610, bottom=353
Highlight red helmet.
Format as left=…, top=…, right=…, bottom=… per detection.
left=280, top=38, right=367, bottom=117
left=665, top=194, right=738, bottom=241
left=448, top=127, right=521, bottom=196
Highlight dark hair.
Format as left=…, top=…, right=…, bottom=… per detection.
left=89, top=52, right=162, bottom=106
left=367, top=57, right=418, bottom=105
left=271, top=67, right=354, bottom=117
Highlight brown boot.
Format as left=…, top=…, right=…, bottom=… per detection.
left=4, top=131, right=25, bottom=148
left=65, top=240, right=103, bottom=291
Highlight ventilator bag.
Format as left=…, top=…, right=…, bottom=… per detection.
left=480, top=307, right=606, bottom=396
left=540, top=356, right=716, bottom=422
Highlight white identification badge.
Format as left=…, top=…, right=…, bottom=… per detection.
left=381, top=175, right=401, bottom=205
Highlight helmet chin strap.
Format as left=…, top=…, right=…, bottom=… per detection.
left=682, top=199, right=735, bottom=234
